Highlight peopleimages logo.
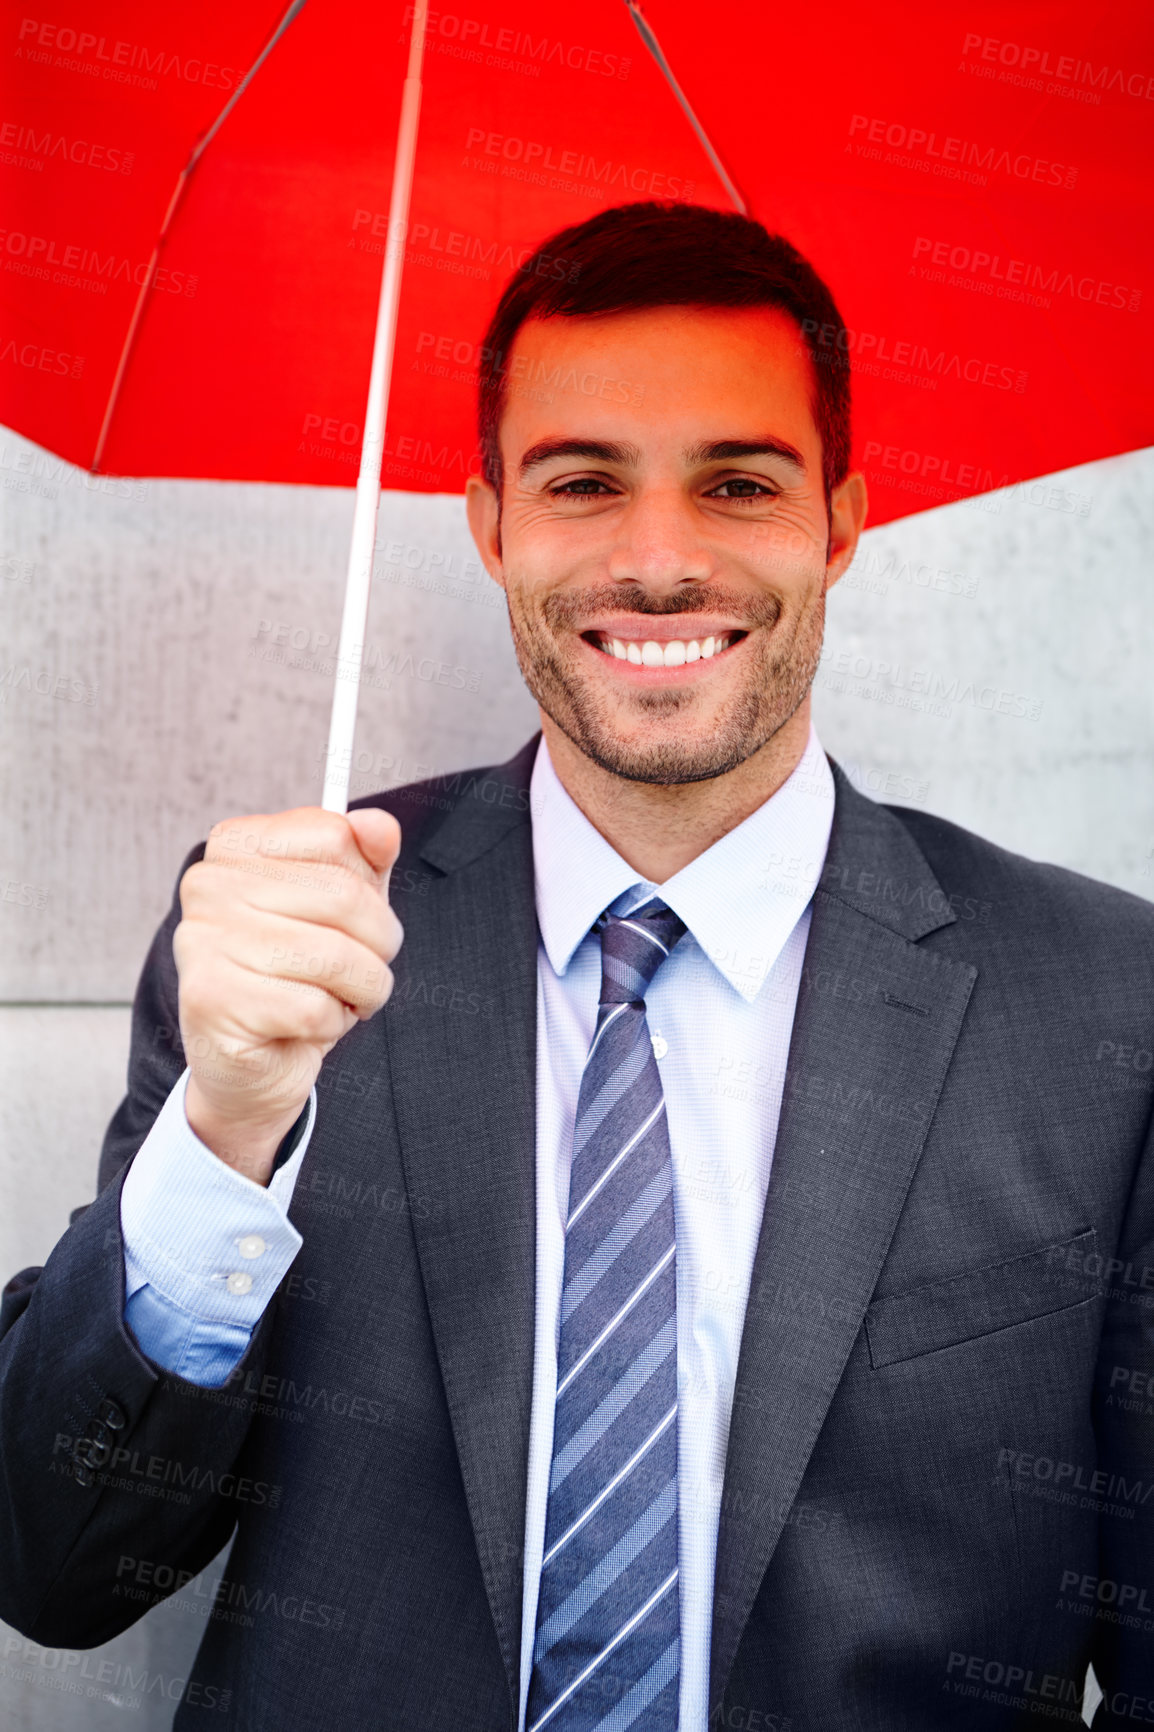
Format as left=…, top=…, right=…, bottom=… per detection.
left=401, top=6, right=632, bottom=80
left=0, top=228, right=196, bottom=298
left=960, top=32, right=1154, bottom=103
left=802, top=318, right=1027, bottom=395
left=911, top=237, right=1142, bottom=314
left=847, top=114, right=1078, bottom=190
left=860, top=439, right=1008, bottom=495
left=462, top=129, right=696, bottom=203
left=15, top=18, right=243, bottom=91
left=349, top=212, right=580, bottom=284
left=0, top=339, right=83, bottom=376
left=0, top=119, right=133, bottom=172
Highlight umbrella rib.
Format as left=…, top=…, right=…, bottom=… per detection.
left=623, top=1, right=748, bottom=216
left=91, top=0, right=310, bottom=473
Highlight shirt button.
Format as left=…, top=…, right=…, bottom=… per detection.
left=237, top=1234, right=267, bottom=1259
left=651, top=1032, right=668, bottom=1060
left=226, top=1271, right=254, bottom=1296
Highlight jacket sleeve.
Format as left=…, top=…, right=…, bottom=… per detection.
left=0, top=842, right=281, bottom=1647
left=1090, top=1099, right=1154, bottom=1718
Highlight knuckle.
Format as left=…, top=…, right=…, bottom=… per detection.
left=296, top=990, right=332, bottom=1038
left=205, top=815, right=265, bottom=855
left=310, top=812, right=354, bottom=863
left=177, top=976, right=212, bottom=1029
left=178, top=862, right=210, bottom=910
left=182, top=861, right=240, bottom=914
left=380, top=821, right=402, bottom=867
left=329, top=871, right=359, bottom=915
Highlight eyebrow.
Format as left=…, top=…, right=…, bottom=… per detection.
left=684, top=437, right=807, bottom=472
left=517, top=434, right=806, bottom=479
left=519, top=438, right=642, bottom=477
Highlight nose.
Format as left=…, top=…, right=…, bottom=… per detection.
left=605, top=485, right=715, bottom=594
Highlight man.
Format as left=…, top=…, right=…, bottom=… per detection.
left=1, top=202, right=1151, bottom=1731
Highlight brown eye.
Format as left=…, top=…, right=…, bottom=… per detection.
left=551, top=477, right=617, bottom=496
left=708, top=477, right=774, bottom=498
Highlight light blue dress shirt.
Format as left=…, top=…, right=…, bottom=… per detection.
left=120, top=724, right=835, bottom=1732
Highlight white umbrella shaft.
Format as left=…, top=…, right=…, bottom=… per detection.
left=322, top=3, right=428, bottom=813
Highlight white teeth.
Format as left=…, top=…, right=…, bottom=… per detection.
left=598, top=632, right=733, bottom=666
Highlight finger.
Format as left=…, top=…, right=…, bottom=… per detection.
left=179, top=954, right=361, bottom=1050
left=345, top=807, right=403, bottom=895
left=204, top=809, right=369, bottom=882
left=207, top=911, right=396, bottom=1018
left=182, top=858, right=402, bottom=965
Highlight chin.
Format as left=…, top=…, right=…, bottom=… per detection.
left=566, top=725, right=758, bottom=786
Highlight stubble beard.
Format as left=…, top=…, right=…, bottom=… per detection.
left=501, top=576, right=828, bottom=786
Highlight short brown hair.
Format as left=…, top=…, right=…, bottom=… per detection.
left=476, top=201, right=851, bottom=508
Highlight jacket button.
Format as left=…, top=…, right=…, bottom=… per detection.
left=97, top=1398, right=126, bottom=1430
left=75, top=1436, right=110, bottom=1468
left=73, top=1462, right=95, bottom=1489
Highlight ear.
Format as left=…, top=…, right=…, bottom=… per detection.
left=465, top=475, right=506, bottom=589
left=825, top=470, right=868, bottom=591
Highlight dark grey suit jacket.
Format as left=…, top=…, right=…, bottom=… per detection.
left=2, top=734, right=1152, bottom=1730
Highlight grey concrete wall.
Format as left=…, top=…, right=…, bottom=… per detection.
left=3, top=432, right=1150, bottom=1012
left=4, top=426, right=1146, bottom=1727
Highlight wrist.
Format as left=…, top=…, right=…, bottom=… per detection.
left=184, top=1078, right=303, bottom=1187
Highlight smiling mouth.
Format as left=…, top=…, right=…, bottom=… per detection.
left=582, top=630, right=748, bottom=668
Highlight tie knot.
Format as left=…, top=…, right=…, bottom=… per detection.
left=595, top=896, right=687, bottom=1005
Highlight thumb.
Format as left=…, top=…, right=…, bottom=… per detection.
left=346, top=807, right=402, bottom=892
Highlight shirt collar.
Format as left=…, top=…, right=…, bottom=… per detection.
left=530, top=723, right=835, bottom=1004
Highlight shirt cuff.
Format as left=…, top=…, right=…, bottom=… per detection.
left=121, top=1068, right=313, bottom=1329
left=123, top=1286, right=258, bottom=1387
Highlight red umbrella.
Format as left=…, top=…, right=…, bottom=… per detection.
left=4, top=0, right=1152, bottom=801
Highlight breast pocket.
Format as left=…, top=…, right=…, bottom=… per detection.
left=865, top=1226, right=1104, bottom=1369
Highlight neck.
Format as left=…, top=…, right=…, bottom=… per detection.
left=540, top=699, right=814, bottom=883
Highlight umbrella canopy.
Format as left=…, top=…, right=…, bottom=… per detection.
left=4, top=0, right=1151, bottom=521
left=5, top=0, right=1152, bottom=810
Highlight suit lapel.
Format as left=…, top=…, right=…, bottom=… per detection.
left=380, top=737, right=540, bottom=1717
left=375, top=739, right=979, bottom=1717
left=708, top=765, right=978, bottom=1710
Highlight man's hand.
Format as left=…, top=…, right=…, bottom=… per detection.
left=173, top=807, right=403, bottom=1186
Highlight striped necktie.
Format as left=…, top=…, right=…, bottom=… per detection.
left=526, top=896, right=687, bottom=1732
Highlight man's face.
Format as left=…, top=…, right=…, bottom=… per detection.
left=466, top=304, right=866, bottom=785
